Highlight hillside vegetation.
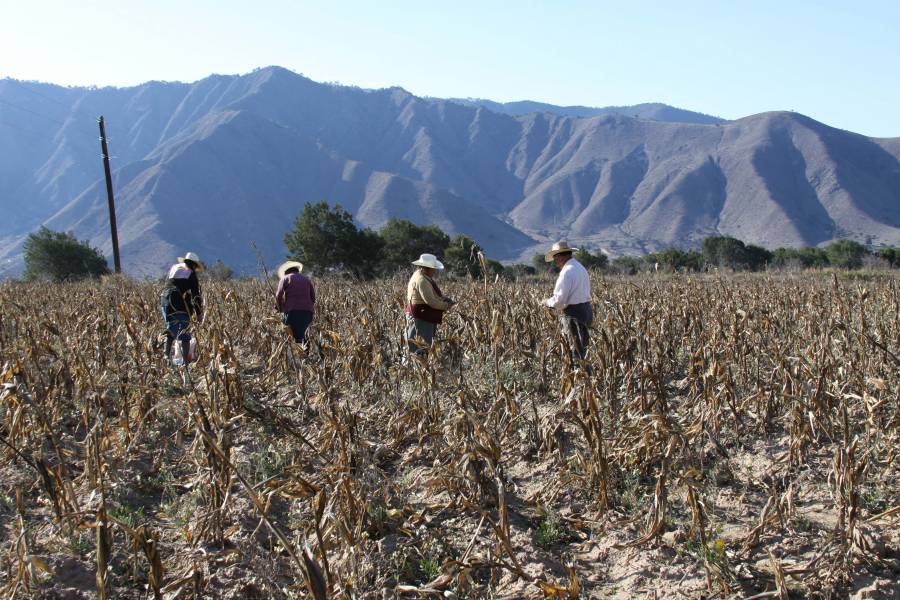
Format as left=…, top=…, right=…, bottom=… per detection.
left=0, top=272, right=897, bottom=598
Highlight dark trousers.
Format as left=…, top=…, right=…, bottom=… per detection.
left=406, top=316, right=437, bottom=354
left=561, top=302, right=593, bottom=361
left=284, top=310, right=313, bottom=343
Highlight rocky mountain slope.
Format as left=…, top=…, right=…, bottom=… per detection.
left=1, top=67, right=898, bottom=276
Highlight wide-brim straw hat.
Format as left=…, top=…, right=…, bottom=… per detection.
left=277, top=261, right=304, bottom=279
left=177, top=251, right=205, bottom=270
left=544, top=241, right=578, bottom=262
left=411, top=253, right=444, bottom=270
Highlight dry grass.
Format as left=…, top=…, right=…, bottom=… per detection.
left=0, top=271, right=897, bottom=599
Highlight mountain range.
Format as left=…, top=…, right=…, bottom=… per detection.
left=443, top=98, right=724, bottom=124
left=1, top=66, right=898, bottom=276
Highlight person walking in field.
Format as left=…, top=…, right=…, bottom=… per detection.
left=541, top=241, right=593, bottom=362
left=275, top=260, right=316, bottom=344
left=160, top=251, right=203, bottom=362
left=405, top=253, right=455, bottom=355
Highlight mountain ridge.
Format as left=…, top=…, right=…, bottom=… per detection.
left=443, top=97, right=725, bottom=125
left=2, top=66, right=898, bottom=276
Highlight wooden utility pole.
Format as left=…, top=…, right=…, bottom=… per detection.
left=98, top=116, right=121, bottom=273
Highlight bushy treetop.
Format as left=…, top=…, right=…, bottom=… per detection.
left=283, top=202, right=383, bottom=278
left=378, top=219, right=450, bottom=274
left=23, top=227, right=109, bottom=282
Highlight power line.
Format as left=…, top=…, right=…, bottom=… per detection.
left=4, top=79, right=77, bottom=110
left=4, top=78, right=101, bottom=126
left=0, top=97, right=67, bottom=126
left=0, top=93, right=101, bottom=142
left=0, top=118, right=50, bottom=141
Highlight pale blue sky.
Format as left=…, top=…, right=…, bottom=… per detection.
left=2, top=0, right=898, bottom=136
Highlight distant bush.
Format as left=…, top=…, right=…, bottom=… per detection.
left=23, top=227, right=109, bottom=282
left=610, top=256, right=644, bottom=275
left=503, top=264, right=536, bottom=279
left=702, top=236, right=771, bottom=271
left=826, top=239, right=868, bottom=269
left=772, top=247, right=830, bottom=269
left=877, top=247, right=899, bottom=267
left=532, top=253, right=553, bottom=273
left=861, top=254, right=892, bottom=271
left=575, top=248, right=609, bottom=270
left=206, top=260, right=234, bottom=281
left=529, top=247, right=608, bottom=273
left=281, top=203, right=895, bottom=278
left=485, top=258, right=505, bottom=277
left=645, top=248, right=703, bottom=272
left=443, top=235, right=483, bottom=278
left=607, top=237, right=897, bottom=276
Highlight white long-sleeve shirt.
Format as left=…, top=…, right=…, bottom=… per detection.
left=543, top=258, right=591, bottom=311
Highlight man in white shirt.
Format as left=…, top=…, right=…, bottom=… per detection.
left=541, top=241, right=593, bottom=362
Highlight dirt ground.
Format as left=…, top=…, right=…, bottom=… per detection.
left=2, top=362, right=896, bottom=599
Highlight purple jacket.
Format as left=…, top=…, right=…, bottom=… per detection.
left=275, top=272, right=315, bottom=313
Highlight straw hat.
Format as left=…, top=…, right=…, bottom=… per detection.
left=177, top=251, right=204, bottom=270
left=544, top=241, right=578, bottom=262
left=277, top=261, right=304, bottom=279
left=411, top=253, right=444, bottom=270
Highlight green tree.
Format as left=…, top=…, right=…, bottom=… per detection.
left=772, top=247, right=806, bottom=269
left=797, top=247, right=830, bottom=268
left=532, top=253, right=553, bottom=273
left=826, top=239, right=868, bottom=269
left=206, top=259, right=234, bottom=281
left=485, top=259, right=505, bottom=277
left=284, top=201, right=384, bottom=278
left=877, top=247, right=899, bottom=267
left=744, top=244, right=773, bottom=271
left=772, top=247, right=830, bottom=269
left=610, top=256, right=643, bottom=275
left=23, top=227, right=109, bottom=282
left=504, top=263, right=536, bottom=278
left=444, top=235, right=482, bottom=277
left=645, top=248, right=703, bottom=272
left=352, top=229, right=386, bottom=279
left=575, top=247, right=609, bottom=270
left=702, top=236, right=748, bottom=269
left=378, top=219, right=450, bottom=274
left=686, top=250, right=704, bottom=271
left=702, top=236, right=770, bottom=271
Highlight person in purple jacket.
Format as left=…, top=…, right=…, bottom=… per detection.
left=275, top=261, right=315, bottom=343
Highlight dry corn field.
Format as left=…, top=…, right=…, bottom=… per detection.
left=0, top=272, right=898, bottom=599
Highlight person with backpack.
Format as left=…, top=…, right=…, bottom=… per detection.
left=160, top=252, right=203, bottom=362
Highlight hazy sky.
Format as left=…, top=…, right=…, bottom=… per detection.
left=2, top=0, right=898, bottom=136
